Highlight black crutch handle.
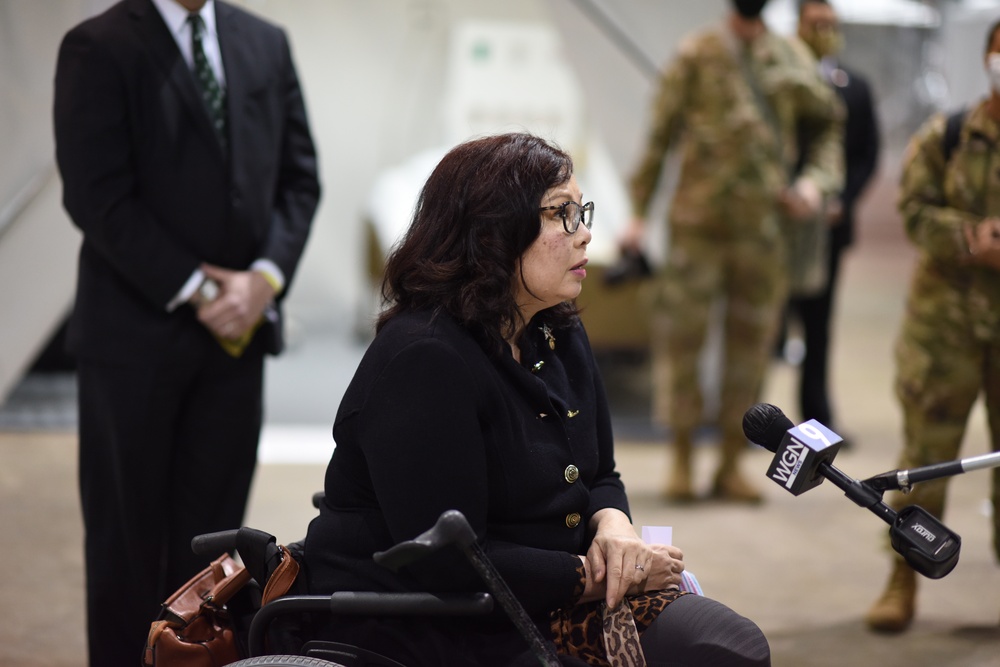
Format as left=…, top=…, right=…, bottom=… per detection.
left=374, top=509, right=477, bottom=571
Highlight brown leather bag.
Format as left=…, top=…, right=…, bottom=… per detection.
left=143, top=553, right=250, bottom=666
left=261, top=545, right=300, bottom=607
left=143, top=546, right=301, bottom=666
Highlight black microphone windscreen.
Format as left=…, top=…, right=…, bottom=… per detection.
left=742, top=403, right=793, bottom=453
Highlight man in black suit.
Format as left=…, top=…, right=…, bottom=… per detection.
left=53, top=0, right=320, bottom=663
left=787, top=0, right=879, bottom=433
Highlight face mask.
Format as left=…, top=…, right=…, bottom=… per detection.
left=988, top=53, right=1000, bottom=93
left=803, top=28, right=844, bottom=59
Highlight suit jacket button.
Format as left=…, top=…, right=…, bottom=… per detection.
left=564, top=465, right=579, bottom=484
left=565, top=512, right=581, bottom=528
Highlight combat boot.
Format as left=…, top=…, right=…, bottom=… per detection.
left=664, top=432, right=695, bottom=502
left=710, top=436, right=762, bottom=504
left=866, top=560, right=916, bottom=633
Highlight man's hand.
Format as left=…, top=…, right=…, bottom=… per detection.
left=963, top=218, right=1000, bottom=271
left=824, top=198, right=844, bottom=226
left=195, top=263, right=276, bottom=340
left=620, top=216, right=647, bottom=253
left=779, top=177, right=823, bottom=221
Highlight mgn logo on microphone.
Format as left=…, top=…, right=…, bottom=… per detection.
left=765, top=419, right=843, bottom=496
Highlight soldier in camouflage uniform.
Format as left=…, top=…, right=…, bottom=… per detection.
left=867, top=18, right=1000, bottom=634
left=626, top=0, right=843, bottom=503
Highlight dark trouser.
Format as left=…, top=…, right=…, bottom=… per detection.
left=640, top=594, right=771, bottom=667
left=78, top=325, right=264, bottom=667
left=787, top=237, right=845, bottom=427
left=312, top=594, right=769, bottom=666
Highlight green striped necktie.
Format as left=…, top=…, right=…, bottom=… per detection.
left=188, top=14, right=227, bottom=149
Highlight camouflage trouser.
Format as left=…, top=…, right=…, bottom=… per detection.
left=650, top=222, right=788, bottom=445
left=893, top=313, right=1000, bottom=562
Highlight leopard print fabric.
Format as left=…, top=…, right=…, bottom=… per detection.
left=601, top=602, right=645, bottom=666
left=547, top=563, right=687, bottom=666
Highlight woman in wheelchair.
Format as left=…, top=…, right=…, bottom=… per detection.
left=303, top=133, right=771, bottom=666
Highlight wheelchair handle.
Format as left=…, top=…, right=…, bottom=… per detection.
left=191, top=527, right=282, bottom=589
left=191, top=529, right=238, bottom=557
left=374, top=510, right=477, bottom=572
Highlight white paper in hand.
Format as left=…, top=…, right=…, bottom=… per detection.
left=641, top=525, right=703, bottom=595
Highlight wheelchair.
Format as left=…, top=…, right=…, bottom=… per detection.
left=183, top=499, right=564, bottom=667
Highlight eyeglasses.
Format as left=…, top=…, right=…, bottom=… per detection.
left=538, top=201, right=595, bottom=234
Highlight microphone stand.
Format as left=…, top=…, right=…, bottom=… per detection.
left=789, top=447, right=967, bottom=579
left=817, top=462, right=898, bottom=526
left=744, top=403, right=965, bottom=578
left=864, top=450, right=1000, bottom=493
left=850, top=451, right=991, bottom=579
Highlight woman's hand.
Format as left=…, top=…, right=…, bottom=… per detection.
left=640, top=543, right=685, bottom=594
left=583, top=509, right=685, bottom=608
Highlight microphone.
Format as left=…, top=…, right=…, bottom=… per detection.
left=742, top=403, right=962, bottom=579
left=742, top=403, right=880, bottom=509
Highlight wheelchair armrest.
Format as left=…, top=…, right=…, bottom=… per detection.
left=247, top=592, right=493, bottom=657
left=373, top=510, right=477, bottom=571
left=328, top=591, right=493, bottom=616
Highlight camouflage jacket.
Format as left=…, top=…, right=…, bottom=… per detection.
left=899, top=100, right=1000, bottom=340
left=630, top=24, right=843, bottom=228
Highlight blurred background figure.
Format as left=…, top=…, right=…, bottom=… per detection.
left=866, top=17, right=1000, bottom=635
left=52, top=0, right=320, bottom=663
left=782, top=0, right=879, bottom=438
left=624, top=0, right=843, bottom=504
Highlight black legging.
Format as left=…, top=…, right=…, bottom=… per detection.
left=639, top=595, right=771, bottom=667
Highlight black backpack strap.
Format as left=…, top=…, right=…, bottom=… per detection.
left=942, top=107, right=968, bottom=162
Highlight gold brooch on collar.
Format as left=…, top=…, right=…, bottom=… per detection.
left=540, top=323, right=556, bottom=350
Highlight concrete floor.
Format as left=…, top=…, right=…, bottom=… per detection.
left=3, top=182, right=1000, bottom=666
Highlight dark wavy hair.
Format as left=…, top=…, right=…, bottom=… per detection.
left=376, top=133, right=578, bottom=355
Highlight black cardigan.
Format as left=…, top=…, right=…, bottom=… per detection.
left=304, top=308, right=629, bottom=657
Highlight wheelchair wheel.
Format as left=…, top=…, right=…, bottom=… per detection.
left=226, top=657, right=347, bottom=667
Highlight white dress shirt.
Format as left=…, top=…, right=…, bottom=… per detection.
left=150, top=0, right=226, bottom=88
left=152, top=0, right=285, bottom=310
